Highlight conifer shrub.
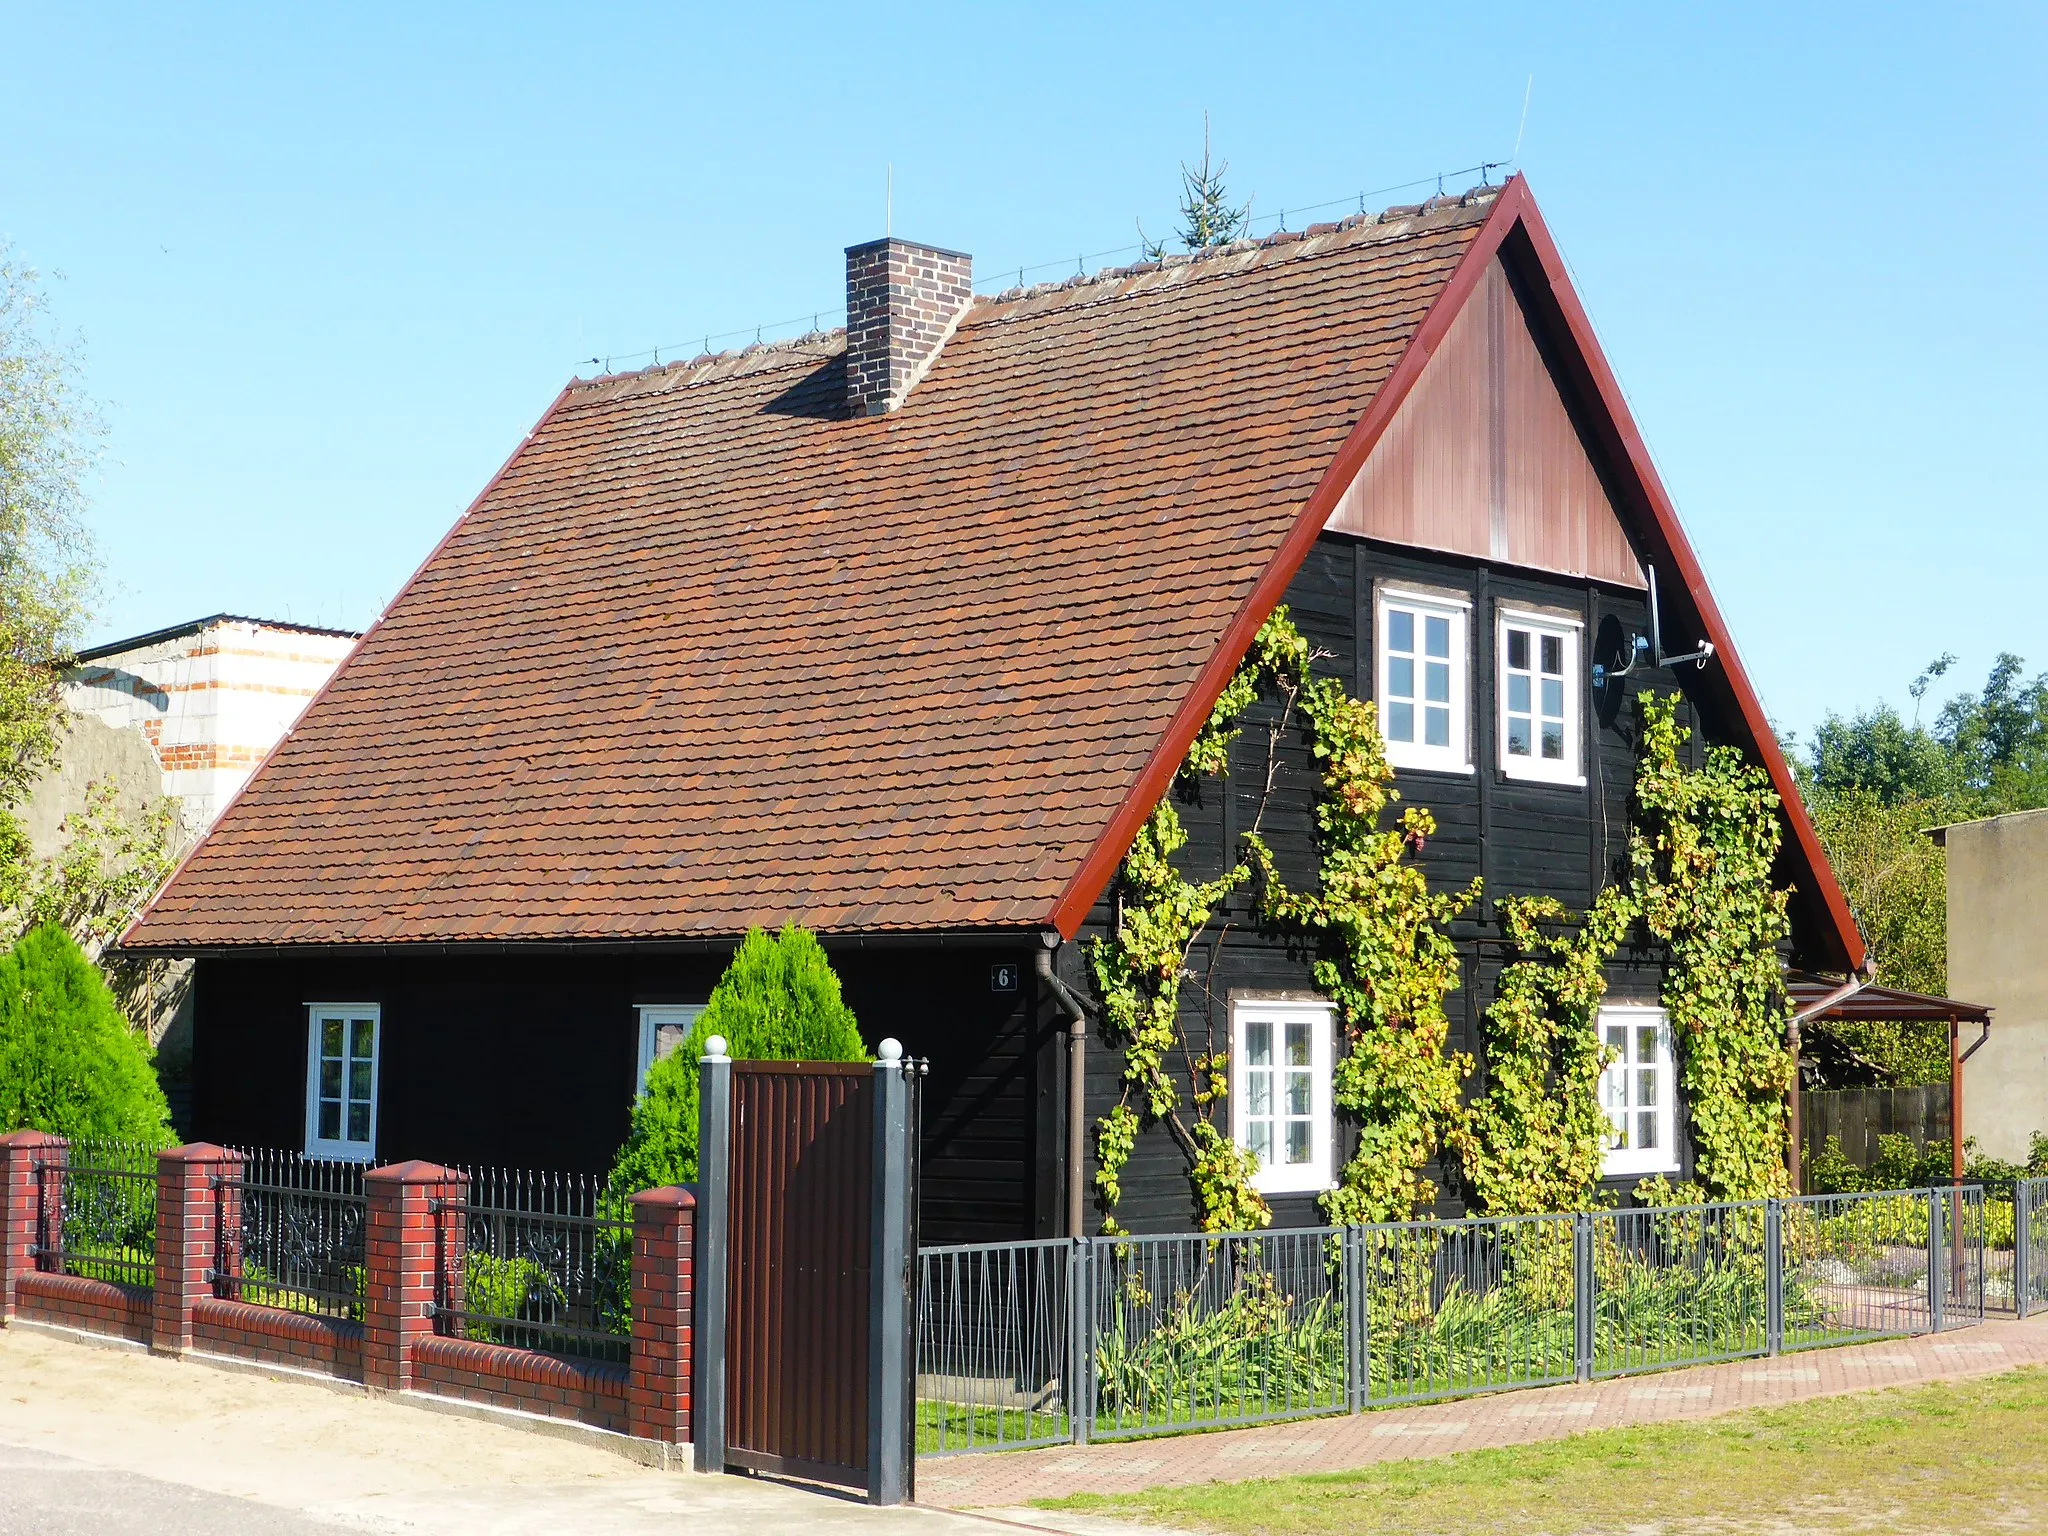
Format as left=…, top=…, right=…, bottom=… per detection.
left=0, top=922, right=171, bottom=1143
left=603, top=924, right=865, bottom=1204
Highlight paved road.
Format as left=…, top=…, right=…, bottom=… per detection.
left=0, top=1444, right=362, bottom=1536
left=0, top=1326, right=1002, bottom=1536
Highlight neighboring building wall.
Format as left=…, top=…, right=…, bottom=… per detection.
left=1948, top=808, right=2048, bottom=1161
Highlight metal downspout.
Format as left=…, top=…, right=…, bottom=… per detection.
left=1036, top=940, right=1092, bottom=1238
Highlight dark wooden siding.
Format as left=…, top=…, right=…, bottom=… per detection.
left=1072, top=529, right=1761, bottom=1234
left=191, top=940, right=1038, bottom=1246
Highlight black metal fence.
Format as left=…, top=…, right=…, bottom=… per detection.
left=36, top=1139, right=160, bottom=1290
left=916, top=1185, right=1997, bottom=1456
left=216, top=1148, right=368, bottom=1320
left=433, top=1165, right=632, bottom=1366
left=2020, top=1178, right=2047, bottom=1320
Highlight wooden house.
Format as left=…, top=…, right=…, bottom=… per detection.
left=120, top=178, right=1867, bottom=1241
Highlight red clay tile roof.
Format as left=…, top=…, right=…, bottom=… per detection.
left=123, top=192, right=1502, bottom=948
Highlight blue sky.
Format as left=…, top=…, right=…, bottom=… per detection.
left=2, top=2, right=2041, bottom=743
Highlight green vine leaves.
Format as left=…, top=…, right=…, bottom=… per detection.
left=1453, top=890, right=1634, bottom=1216
left=1088, top=607, right=1478, bottom=1232
left=1629, top=693, right=1796, bottom=1200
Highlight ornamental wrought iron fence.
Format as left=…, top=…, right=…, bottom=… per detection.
left=434, top=1165, right=631, bottom=1366
left=216, top=1148, right=368, bottom=1320
left=914, top=1186, right=1997, bottom=1456
left=36, top=1139, right=159, bottom=1289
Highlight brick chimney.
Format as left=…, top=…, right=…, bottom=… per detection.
left=844, top=238, right=973, bottom=416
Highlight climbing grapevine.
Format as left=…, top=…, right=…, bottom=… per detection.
left=1629, top=693, right=1795, bottom=1200
left=1453, top=889, right=1635, bottom=1215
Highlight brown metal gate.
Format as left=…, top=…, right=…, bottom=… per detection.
left=724, top=1062, right=875, bottom=1486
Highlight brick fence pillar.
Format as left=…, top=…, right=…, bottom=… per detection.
left=0, top=1131, right=66, bottom=1322
left=153, top=1144, right=240, bottom=1357
left=628, top=1186, right=696, bottom=1446
left=363, top=1160, right=460, bottom=1393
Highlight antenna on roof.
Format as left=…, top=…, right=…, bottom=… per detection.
left=1513, top=75, right=1534, bottom=164
left=886, top=163, right=893, bottom=237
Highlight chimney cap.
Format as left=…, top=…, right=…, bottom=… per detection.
left=844, top=235, right=974, bottom=261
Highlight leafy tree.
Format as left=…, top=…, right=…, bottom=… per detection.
left=1139, top=114, right=1253, bottom=259
left=603, top=925, right=866, bottom=1203
left=0, top=922, right=170, bottom=1141
left=1935, top=652, right=2048, bottom=810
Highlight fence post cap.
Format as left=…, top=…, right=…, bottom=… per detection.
left=362, top=1158, right=459, bottom=1186
left=703, top=1034, right=729, bottom=1062
left=878, top=1038, right=903, bottom=1064
left=629, top=1185, right=698, bottom=1211
left=157, top=1141, right=236, bottom=1164
left=0, top=1129, right=68, bottom=1150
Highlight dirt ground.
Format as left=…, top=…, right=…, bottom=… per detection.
left=0, top=1324, right=993, bottom=1535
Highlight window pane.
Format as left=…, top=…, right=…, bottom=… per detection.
left=1507, top=718, right=1531, bottom=756
left=1425, top=660, right=1450, bottom=705
left=1541, top=723, right=1564, bottom=760
left=1637, top=1024, right=1659, bottom=1063
left=318, top=1101, right=340, bottom=1140
left=1388, top=702, right=1414, bottom=742
left=1638, top=1068, right=1658, bottom=1107
left=1286, top=1070, right=1311, bottom=1115
left=1249, top=1123, right=1273, bottom=1166
left=1425, top=615, right=1450, bottom=659
left=349, top=1060, right=373, bottom=1102
left=1507, top=629, right=1529, bottom=670
left=1389, top=656, right=1415, bottom=700
left=1541, top=678, right=1564, bottom=719
left=1425, top=706, right=1450, bottom=748
left=1387, top=609, right=1413, bottom=654
left=1605, top=1024, right=1626, bottom=1052
left=1638, top=1109, right=1657, bottom=1149
left=1247, top=1071, right=1272, bottom=1116
left=1285, top=1120, right=1311, bottom=1165
left=1541, top=634, right=1563, bottom=675
left=351, top=1018, right=375, bottom=1059
left=347, top=1102, right=371, bottom=1143
left=1508, top=675, right=1531, bottom=713
left=1285, top=1022, right=1310, bottom=1067
left=320, top=1060, right=342, bottom=1097
left=1246, top=1021, right=1272, bottom=1066
left=321, top=1018, right=343, bottom=1058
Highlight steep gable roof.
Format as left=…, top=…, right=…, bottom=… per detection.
left=123, top=178, right=1863, bottom=973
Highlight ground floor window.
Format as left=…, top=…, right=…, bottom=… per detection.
left=304, top=1004, right=379, bottom=1161
left=1599, top=1005, right=1677, bottom=1177
left=636, top=1004, right=706, bottom=1099
left=1230, top=999, right=1335, bottom=1195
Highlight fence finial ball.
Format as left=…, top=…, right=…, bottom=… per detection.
left=878, top=1038, right=904, bottom=1064
left=704, top=1034, right=729, bottom=1061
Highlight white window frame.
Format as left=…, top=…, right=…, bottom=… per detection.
left=1598, top=1005, right=1678, bottom=1177
left=635, top=1004, right=707, bottom=1100
left=1496, top=608, right=1585, bottom=786
left=1375, top=589, right=1472, bottom=774
left=1230, top=998, right=1336, bottom=1196
left=303, top=1003, right=381, bottom=1162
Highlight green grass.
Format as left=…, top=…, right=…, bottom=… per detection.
left=1042, top=1366, right=2048, bottom=1536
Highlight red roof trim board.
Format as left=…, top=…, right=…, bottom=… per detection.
left=1048, top=176, right=1865, bottom=974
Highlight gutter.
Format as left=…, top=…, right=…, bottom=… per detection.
left=1035, top=935, right=1096, bottom=1239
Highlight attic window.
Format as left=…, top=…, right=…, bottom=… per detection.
left=1376, top=590, right=1470, bottom=773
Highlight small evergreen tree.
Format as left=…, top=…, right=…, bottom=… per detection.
left=1139, top=113, right=1253, bottom=259
left=604, top=925, right=865, bottom=1202
left=0, top=922, right=170, bottom=1142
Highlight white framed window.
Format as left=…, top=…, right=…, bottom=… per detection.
left=1599, top=1006, right=1677, bottom=1177
left=304, top=1004, right=380, bottom=1162
left=1376, top=590, right=1470, bottom=773
left=1497, top=610, right=1583, bottom=784
left=635, top=1004, right=707, bottom=1100
left=1230, top=999, right=1335, bottom=1195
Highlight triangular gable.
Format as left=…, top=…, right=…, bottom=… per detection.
left=1327, top=255, right=1645, bottom=590
left=1051, top=176, right=1866, bottom=975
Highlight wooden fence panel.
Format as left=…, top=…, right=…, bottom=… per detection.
left=1803, top=1084, right=1951, bottom=1183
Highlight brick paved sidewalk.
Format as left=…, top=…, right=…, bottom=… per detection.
left=916, top=1313, right=2048, bottom=1509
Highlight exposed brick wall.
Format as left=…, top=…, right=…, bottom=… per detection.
left=363, top=1161, right=464, bottom=1393
left=628, top=1186, right=694, bottom=1445
left=0, top=1131, right=65, bottom=1323
left=412, top=1333, right=629, bottom=1434
left=154, top=1144, right=240, bottom=1357
left=845, top=237, right=973, bottom=415
left=191, top=1296, right=365, bottom=1380
left=16, top=1271, right=153, bottom=1344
